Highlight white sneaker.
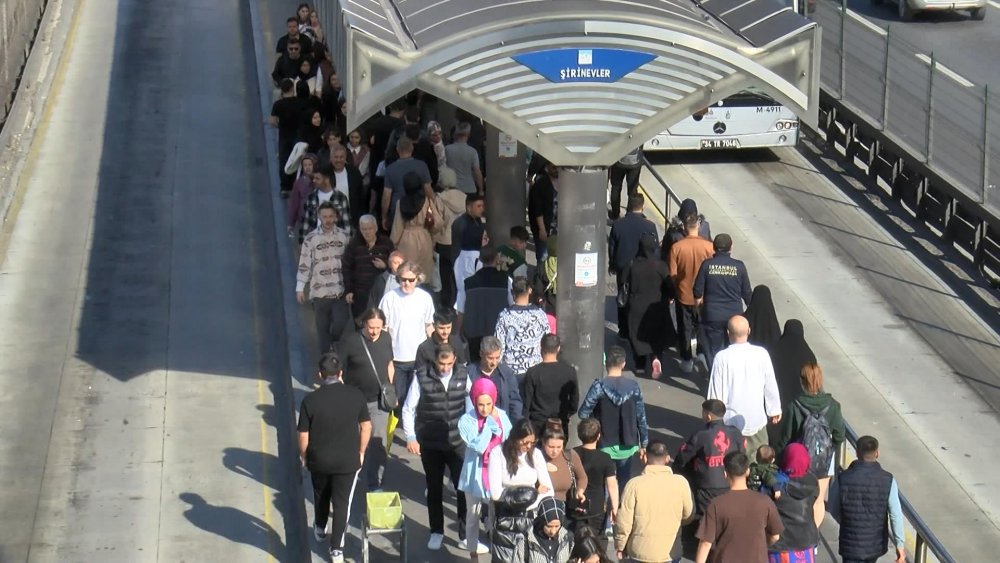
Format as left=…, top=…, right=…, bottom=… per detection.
left=696, top=353, right=708, bottom=370
left=329, top=549, right=345, bottom=563
left=313, top=524, right=327, bottom=542
left=427, top=532, right=444, bottom=550
left=458, top=539, right=490, bottom=554
left=679, top=359, right=694, bottom=373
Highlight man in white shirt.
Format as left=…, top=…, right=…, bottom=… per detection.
left=707, top=315, right=781, bottom=455
left=379, top=261, right=435, bottom=407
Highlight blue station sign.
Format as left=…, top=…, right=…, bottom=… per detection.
left=512, top=48, right=656, bottom=83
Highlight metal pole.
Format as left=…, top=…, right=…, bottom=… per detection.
left=926, top=52, right=935, bottom=164
left=840, top=0, right=847, bottom=99
left=556, top=168, right=609, bottom=386
left=484, top=124, right=528, bottom=247
left=984, top=85, right=991, bottom=205
left=881, top=26, right=891, bottom=130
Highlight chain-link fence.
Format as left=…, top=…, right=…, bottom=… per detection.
left=0, top=0, right=49, bottom=127
left=812, top=0, right=998, bottom=215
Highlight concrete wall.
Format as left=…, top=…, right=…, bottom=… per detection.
left=1, top=0, right=48, bottom=127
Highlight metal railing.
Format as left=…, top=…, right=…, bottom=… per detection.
left=641, top=153, right=957, bottom=563
left=813, top=0, right=999, bottom=216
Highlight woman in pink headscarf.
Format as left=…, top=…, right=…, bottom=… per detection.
left=768, top=442, right=820, bottom=563
left=457, top=377, right=511, bottom=558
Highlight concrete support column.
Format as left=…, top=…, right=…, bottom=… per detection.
left=484, top=124, right=527, bottom=246
left=556, top=167, right=608, bottom=384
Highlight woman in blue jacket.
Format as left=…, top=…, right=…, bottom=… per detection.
left=458, top=377, right=512, bottom=559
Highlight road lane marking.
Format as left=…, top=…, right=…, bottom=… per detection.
left=846, top=8, right=889, bottom=35
left=990, top=0, right=999, bottom=9
left=915, top=54, right=975, bottom=87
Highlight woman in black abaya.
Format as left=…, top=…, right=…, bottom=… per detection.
left=767, top=319, right=817, bottom=445
left=743, top=284, right=782, bottom=351
left=627, top=233, right=675, bottom=378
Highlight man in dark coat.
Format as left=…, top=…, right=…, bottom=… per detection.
left=693, top=233, right=752, bottom=369
left=829, top=436, right=906, bottom=563
left=318, top=144, right=368, bottom=232
left=610, top=194, right=658, bottom=339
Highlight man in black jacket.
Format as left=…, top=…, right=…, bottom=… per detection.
left=673, top=399, right=745, bottom=517
left=400, top=343, right=470, bottom=551
left=609, top=194, right=658, bottom=337
left=320, top=145, right=367, bottom=232
left=460, top=247, right=510, bottom=361
left=523, top=333, right=579, bottom=436
left=468, top=336, right=523, bottom=419
left=693, top=233, right=752, bottom=368
left=415, top=310, right=470, bottom=371
left=829, top=435, right=906, bottom=563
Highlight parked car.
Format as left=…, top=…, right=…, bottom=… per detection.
left=873, top=0, right=986, bottom=21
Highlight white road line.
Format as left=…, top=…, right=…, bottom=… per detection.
left=846, top=8, right=889, bottom=35
left=914, top=53, right=975, bottom=87
left=990, top=0, right=1000, bottom=9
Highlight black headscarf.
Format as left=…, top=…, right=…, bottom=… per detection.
left=533, top=498, right=564, bottom=559
left=770, top=319, right=817, bottom=407
left=637, top=231, right=659, bottom=259
left=743, top=284, right=781, bottom=351
left=398, top=171, right=426, bottom=221
left=679, top=198, right=698, bottom=220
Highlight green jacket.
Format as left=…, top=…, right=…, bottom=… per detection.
left=777, top=392, right=846, bottom=452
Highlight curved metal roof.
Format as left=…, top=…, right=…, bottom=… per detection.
left=333, top=0, right=819, bottom=165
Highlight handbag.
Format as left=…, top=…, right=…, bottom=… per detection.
left=361, top=336, right=398, bottom=412
left=563, top=450, right=589, bottom=516
left=423, top=201, right=437, bottom=231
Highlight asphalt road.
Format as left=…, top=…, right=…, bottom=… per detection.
left=0, top=0, right=302, bottom=560
left=836, top=0, right=1000, bottom=89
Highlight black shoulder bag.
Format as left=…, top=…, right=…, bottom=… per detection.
left=361, top=337, right=398, bottom=412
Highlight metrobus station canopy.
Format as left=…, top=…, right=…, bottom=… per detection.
left=331, top=0, right=820, bottom=166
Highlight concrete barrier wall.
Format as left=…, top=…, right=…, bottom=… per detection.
left=0, top=0, right=48, bottom=127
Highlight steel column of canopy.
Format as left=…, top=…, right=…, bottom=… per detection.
left=484, top=123, right=528, bottom=249
left=335, top=0, right=820, bottom=166
left=554, top=168, right=611, bottom=384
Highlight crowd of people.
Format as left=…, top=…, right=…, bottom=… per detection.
left=275, top=5, right=909, bottom=562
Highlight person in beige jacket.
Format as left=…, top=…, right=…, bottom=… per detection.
left=614, top=441, right=694, bottom=562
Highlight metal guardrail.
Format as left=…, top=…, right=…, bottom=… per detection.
left=809, top=0, right=1000, bottom=282
left=812, top=0, right=998, bottom=213
left=641, top=154, right=957, bottom=563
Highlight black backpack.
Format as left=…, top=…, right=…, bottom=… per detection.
left=795, top=401, right=833, bottom=477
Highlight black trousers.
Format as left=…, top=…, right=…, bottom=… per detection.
left=420, top=447, right=466, bottom=534
left=313, top=297, right=351, bottom=354
left=608, top=164, right=641, bottom=219
left=278, top=138, right=295, bottom=191
left=674, top=302, right=701, bottom=361
left=311, top=470, right=360, bottom=550
left=436, top=244, right=456, bottom=311
left=701, top=319, right=728, bottom=369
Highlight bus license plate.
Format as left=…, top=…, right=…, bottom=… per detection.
left=700, top=138, right=741, bottom=149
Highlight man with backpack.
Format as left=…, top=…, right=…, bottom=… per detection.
left=776, top=361, right=845, bottom=528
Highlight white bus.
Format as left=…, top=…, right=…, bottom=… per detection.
left=643, top=88, right=799, bottom=151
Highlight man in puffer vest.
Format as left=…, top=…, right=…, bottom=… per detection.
left=829, top=435, right=906, bottom=563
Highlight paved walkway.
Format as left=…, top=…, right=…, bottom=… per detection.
left=0, top=0, right=302, bottom=560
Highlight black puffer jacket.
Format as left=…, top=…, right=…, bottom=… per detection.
left=770, top=473, right=820, bottom=552
left=491, top=486, right=537, bottom=562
